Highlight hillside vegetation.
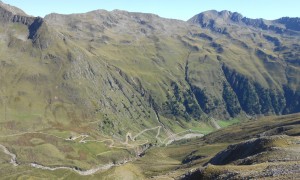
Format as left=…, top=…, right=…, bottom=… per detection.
left=1, top=2, right=300, bottom=138
left=0, top=1, right=300, bottom=179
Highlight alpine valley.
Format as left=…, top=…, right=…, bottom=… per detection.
left=0, top=1, right=299, bottom=179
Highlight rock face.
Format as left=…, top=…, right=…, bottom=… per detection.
left=0, top=3, right=300, bottom=137
left=0, top=1, right=33, bottom=24
left=276, top=17, right=300, bottom=31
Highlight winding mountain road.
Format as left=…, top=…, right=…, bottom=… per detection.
left=0, top=125, right=204, bottom=176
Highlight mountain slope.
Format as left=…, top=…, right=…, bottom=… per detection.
left=0, top=3, right=299, bottom=178
left=0, top=3, right=300, bottom=143
left=188, top=10, right=300, bottom=116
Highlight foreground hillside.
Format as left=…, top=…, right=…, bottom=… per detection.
left=179, top=113, right=300, bottom=179
left=183, top=135, right=300, bottom=179
left=0, top=112, right=299, bottom=179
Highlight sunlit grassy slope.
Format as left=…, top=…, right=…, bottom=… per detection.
left=0, top=2, right=300, bottom=179
left=1, top=5, right=300, bottom=141
left=1, top=113, right=299, bottom=179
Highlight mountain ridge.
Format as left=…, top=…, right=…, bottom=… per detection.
left=0, top=2, right=300, bottom=179
left=188, top=10, right=300, bottom=35
left=0, top=0, right=28, bottom=16
left=0, top=3, right=300, bottom=130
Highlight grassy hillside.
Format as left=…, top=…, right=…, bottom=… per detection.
left=1, top=113, right=299, bottom=179
left=1, top=4, right=300, bottom=140
left=0, top=2, right=300, bottom=179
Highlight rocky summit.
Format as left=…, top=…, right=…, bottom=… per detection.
left=0, top=1, right=299, bottom=179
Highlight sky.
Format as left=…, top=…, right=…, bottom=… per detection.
left=2, top=0, right=300, bottom=21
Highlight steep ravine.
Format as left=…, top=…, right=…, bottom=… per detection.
left=221, top=65, right=300, bottom=116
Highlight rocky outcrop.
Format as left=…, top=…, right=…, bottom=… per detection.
left=276, top=17, right=300, bottom=31
left=0, top=2, right=50, bottom=49
left=188, top=10, right=300, bottom=34
left=29, top=17, right=51, bottom=49
left=207, top=135, right=288, bottom=165
left=0, top=2, right=34, bottom=25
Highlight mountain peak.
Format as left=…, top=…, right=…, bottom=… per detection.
left=188, top=10, right=244, bottom=23
left=0, top=1, right=28, bottom=16
left=187, top=10, right=299, bottom=34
